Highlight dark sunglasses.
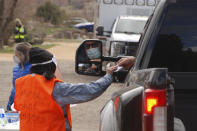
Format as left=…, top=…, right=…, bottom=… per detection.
left=84, top=43, right=99, bottom=49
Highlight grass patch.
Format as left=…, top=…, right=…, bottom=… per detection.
left=32, top=43, right=56, bottom=49
left=0, top=44, right=56, bottom=54
left=0, top=47, right=14, bottom=54
left=40, top=26, right=74, bottom=35
left=47, top=38, right=82, bottom=43
left=45, top=27, right=62, bottom=34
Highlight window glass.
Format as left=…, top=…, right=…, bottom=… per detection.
left=147, top=0, right=156, bottom=6
left=148, top=3, right=197, bottom=72
left=125, top=0, right=134, bottom=5
left=136, top=0, right=145, bottom=6
left=103, top=0, right=113, bottom=4
left=114, top=0, right=123, bottom=4
left=115, top=18, right=148, bottom=34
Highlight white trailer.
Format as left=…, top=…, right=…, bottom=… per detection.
left=94, top=0, right=160, bottom=33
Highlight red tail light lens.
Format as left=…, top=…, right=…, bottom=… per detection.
left=146, top=98, right=158, bottom=114
left=144, top=89, right=166, bottom=114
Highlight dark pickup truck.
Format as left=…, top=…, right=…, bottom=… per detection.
left=75, top=0, right=197, bottom=130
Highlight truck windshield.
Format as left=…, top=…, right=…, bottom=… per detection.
left=115, top=19, right=147, bottom=34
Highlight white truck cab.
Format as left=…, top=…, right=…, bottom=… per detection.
left=110, top=16, right=149, bottom=57
left=95, top=0, right=159, bottom=57
left=111, top=16, right=148, bottom=42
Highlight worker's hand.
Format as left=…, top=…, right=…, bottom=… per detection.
left=117, top=56, right=136, bottom=70
left=106, top=65, right=118, bottom=75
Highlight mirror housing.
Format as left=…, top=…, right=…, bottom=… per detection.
left=75, top=39, right=130, bottom=82
left=75, top=39, right=103, bottom=76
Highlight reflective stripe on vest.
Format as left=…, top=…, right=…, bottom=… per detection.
left=14, top=35, right=19, bottom=39
left=14, top=74, right=72, bottom=131
left=19, top=35, right=24, bottom=39
left=14, top=26, right=25, bottom=39
left=19, top=26, right=24, bottom=33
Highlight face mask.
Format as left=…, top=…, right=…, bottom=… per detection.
left=52, top=56, right=57, bottom=66
left=13, top=56, right=21, bottom=64
left=87, top=48, right=101, bottom=59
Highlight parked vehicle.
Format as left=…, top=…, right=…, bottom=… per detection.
left=74, top=22, right=94, bottom=33
left=109, top=16, right=148, bottom=57
left=75, top=0, right=197, bottom=130
left=94, top=0, right=159, bottom=34
left=96, top=16, right=148, bottom=81
left=95, top=0, right=156, bottom=60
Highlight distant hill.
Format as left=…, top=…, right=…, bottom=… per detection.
left=39, top=0, right=93, bottom=7
left=16, top=0, right=94, bottom=22
left=20, top=0, right=93, bottom=7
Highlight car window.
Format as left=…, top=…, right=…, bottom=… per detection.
left=148, top=2, right=197, bottom=72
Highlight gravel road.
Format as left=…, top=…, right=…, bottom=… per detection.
left=0, top=41, right=124, bottom=131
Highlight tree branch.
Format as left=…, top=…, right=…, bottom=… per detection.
left=2, top=0, right=18, bottom=32
left=0, top=0, right=5, bottom=30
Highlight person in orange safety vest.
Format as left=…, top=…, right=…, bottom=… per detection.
left=14, top=47, right=117, bottom=131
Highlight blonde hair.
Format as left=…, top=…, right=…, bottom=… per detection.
left=15, top=18, right=23, bottom=26
left=15, top=42, right=32, bottom=64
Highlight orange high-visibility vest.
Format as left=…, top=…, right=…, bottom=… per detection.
left=14, top=74, right=72, bottom=131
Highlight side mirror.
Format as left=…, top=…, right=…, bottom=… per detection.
left=96, top=26, right=104, bottom=36
left=75, top=40, right=103, bottom=76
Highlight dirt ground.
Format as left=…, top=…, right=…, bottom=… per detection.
left=0, top=41, right=123, bottom=131
left=0, top=41, right=79, bottom=61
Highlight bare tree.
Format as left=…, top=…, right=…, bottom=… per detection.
left=0, top=0, right=18, bottom=49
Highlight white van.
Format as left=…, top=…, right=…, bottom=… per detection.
left=95, top=0, right=159, bottom=33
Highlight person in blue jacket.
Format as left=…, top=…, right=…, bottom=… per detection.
left=7, top=42, right=32, bottom=111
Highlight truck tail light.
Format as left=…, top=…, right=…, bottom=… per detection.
left=145, top=89, right=166, bottom=114
left=143, top=89, right=167, bottom=131
left=145, top=98, right=158, bottom=114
